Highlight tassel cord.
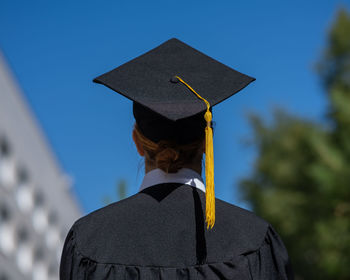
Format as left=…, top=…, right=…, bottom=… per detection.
left=175, top=76, right=215, bottom=229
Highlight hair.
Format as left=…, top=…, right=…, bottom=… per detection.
left=133, top=124, right=204, bottom=173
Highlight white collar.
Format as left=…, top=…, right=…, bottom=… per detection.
left=139, top=168, right=206, bottom=193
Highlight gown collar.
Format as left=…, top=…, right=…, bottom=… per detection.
left=139, top=168, right=206, bottom=193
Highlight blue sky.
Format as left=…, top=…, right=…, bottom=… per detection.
left=1, top=0, right=349, bottom=214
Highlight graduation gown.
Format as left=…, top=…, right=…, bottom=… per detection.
left=59, top=169, right=294, bottom=279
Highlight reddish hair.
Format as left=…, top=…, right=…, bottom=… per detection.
left=133, top=124, right=204, bottom=173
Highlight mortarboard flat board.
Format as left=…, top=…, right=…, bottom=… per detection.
left=93, top=38, right=255, bottom=120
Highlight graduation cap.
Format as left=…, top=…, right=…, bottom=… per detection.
left=93, top=38, right=255, bottom=229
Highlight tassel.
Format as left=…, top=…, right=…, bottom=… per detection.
left=204, top=111, right=215, bottom=229
left=175, top=76, right=215, bottom=229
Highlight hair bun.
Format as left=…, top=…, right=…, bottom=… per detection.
left=133, top=124, right=204, bottom=174
left=155, top=146, right=181, bottom=173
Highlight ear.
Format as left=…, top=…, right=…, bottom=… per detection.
left=132, top=129, right=145, bottom=156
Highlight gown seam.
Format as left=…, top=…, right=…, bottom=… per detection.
left=240, top=224, right=274, bottom=280
left=241, top=224, right=271, bottom=257
left=71, top=225, right=247, bottom=270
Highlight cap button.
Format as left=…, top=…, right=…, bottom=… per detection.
left=170, top=76, right=179, bottom=83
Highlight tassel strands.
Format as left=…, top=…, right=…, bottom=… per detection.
left=204, top=111, right=215, bottom=229
left=174, top=76, right=215, bottom=229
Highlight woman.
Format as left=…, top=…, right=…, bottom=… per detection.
left=59, top=38, right=294, bottom=279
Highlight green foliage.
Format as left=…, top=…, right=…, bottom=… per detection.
left=239, top=8, right=350, bottom=280
left=317, top=8, right=350, bottom=91
left=117, top=179, right=127, bottom=200
left=102, top=179, right=128, bottom=206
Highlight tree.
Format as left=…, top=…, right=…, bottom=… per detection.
left=102, top=179, right=128, bottom=206
left=239, top=8, right=350, bottom=280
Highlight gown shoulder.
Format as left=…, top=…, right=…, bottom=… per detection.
left=59, top=185, right=294, bottom=279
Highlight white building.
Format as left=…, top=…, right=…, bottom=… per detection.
left=0, top=52, right=82, bottom=280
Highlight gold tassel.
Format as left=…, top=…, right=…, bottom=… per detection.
left=204, top=111, right=215, bottom=229
left=175, top=76, right=215, bottom=229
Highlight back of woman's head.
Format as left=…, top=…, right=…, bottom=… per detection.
left=133, top=124, right=204, bottom=173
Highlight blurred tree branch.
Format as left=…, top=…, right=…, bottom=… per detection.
left=102, top=179, right=128, bottom=206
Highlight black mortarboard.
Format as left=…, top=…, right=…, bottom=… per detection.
left=93, top=38, right=255, bottom=144
left=93, top=38, right=255, bottom=229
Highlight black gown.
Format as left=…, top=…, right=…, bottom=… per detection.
left=59, top=183, right=294, bottom=279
